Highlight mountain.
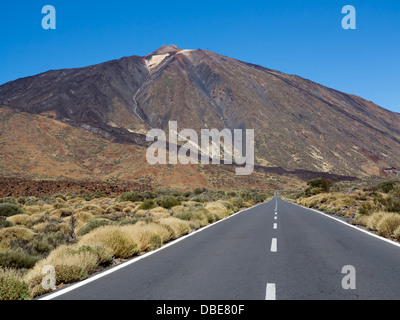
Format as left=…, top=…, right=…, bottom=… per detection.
left=1, top=44, right=399, bottom=190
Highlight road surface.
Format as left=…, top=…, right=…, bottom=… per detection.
left=41, top=195, right=400, bottom=300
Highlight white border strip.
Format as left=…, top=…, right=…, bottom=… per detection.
left=39, top=198, right=273, bottom=300
left=283, top=199, right=400, bottom=249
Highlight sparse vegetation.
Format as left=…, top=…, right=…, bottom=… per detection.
left=0, top=188, right=269, bottom=300
left=296, top=178, right=400, bottom=242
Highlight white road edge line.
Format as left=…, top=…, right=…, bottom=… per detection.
left=38, top=198, right=275, bottom=300
left=271, top=238, right=277, bottom=252
left=265, top=283, right=276, bottom=300
left=285, top=199, right=400, bottom=249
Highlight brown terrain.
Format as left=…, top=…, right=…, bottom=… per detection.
left=0, top=177, right=151, bottom=198
left=1, top=45, right=399, bottom=194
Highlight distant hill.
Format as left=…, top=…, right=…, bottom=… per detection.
left=1, top=45, right=399, bottom=189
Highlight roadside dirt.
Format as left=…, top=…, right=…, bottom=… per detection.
left=0, top=177, right=152, bottom=197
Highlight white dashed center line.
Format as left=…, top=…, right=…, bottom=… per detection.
left=265, top=283, right=276, bottom=300
left=271, top=238, right=277, bottom=252
left=267, top=197, right=279, bottom=300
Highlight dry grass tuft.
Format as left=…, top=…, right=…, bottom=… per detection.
left=77, top=225, right=139, bottom=259
left=6, top=214, right=33, bottom=227
left=0, top=226, right=35, bottom=249
left=0, top=268, right=30, bottom=300
left=159, top=217, right=190, bottom=239
left=205, top=202, right=228, bottom=221
left=148, top=207, right=170, bottom=220
left=25, top=244, right=100, bottom=297
left=376, top=213, right=400, bottom=237
left=366, top=212, right=386, bottom=230
left=123, top=222, right=172, bottom=251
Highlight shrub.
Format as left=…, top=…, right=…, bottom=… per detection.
left=158, top=196, right=181, bottom=209
left=205, top=202, right=228, bottom=221
left=148, top=207, right=169, bottom=220
left=42, top=222, right=72, bottom=235
left=366, top=212, right=386, bottom=230
left=75, top=245, right=113, bottom=265
left=54, top=264, right=89, bottom=285
left=55, top=208, right=73, bottom=217
left=78, top=226, right=139, bottom=259
left=352, top=214, right=369, bottom=226
left=359, top=202, right=374, bottom=215
left=0, top=268, right=30, bottom=300
left=220, top=201, right=235, bottom=213
left=74, top=210, right=93, bottom=222
left=24, top=244, right=112, bottom=298
left=174, top=206, right=208, bottom=229
left=7, top=231, right=70, bottom=258
left=6, top=214, right=32, bottom=227
left=236, top=190, right=267, bottom=203
left=193, top=187, right=207, bottom=195
left=26, top=244, right=99, bottom=292
left=0, top=226, right=34, bottom=249
left=53, top=202, right=66, bottom=209
left=35, top=231, right=70, bottom=252
left=231, top=197, right=244, bottom=209
left=77, top=219, right=111, bottom=236
left=0, top=217, right=13, bottom=228
left=0, top=203, right=24, bottom=217
left=376, top=213, right=400, bottom=237
left=0, top=251, right=39, bottom=269
left=251, top=192, right=268, bottom=203
left=303, top=178, right=333, bottom=196
left=79, top=204, right=104, bottom=215
left=150, top=235, right=162, bottom=250
left=138, top=199, right=156, bottom=210
left=183, top=191, right=192, bottom=198
left=117, top=192, right=143, bottom=203
left=374, top=193, right=400, bottom=213
left=0, top=197, right=18, bottom=205
left=123, top=222, right=172, bottom=251
left=105, top=204, right=124, bottom=214
left=376, top=180, right=400, bottom=193
left=191, top=194, right=208, bottom=202
left=174, top=211, right=194, bottom=221
left=159, top=217, right=190, bottom=239
left=227, top=190, right=238, bottom=197
left=326, top=207, right=339, bottom=214
left=24, top=198, right=39, bottom=206
left=142, top=190, right=157, bottom=200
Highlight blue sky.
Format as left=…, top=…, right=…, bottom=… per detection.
left=1, top=0, right=399, bottom=112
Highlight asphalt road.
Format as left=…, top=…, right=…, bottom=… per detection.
left=42, top=196, right=400, bottom=300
